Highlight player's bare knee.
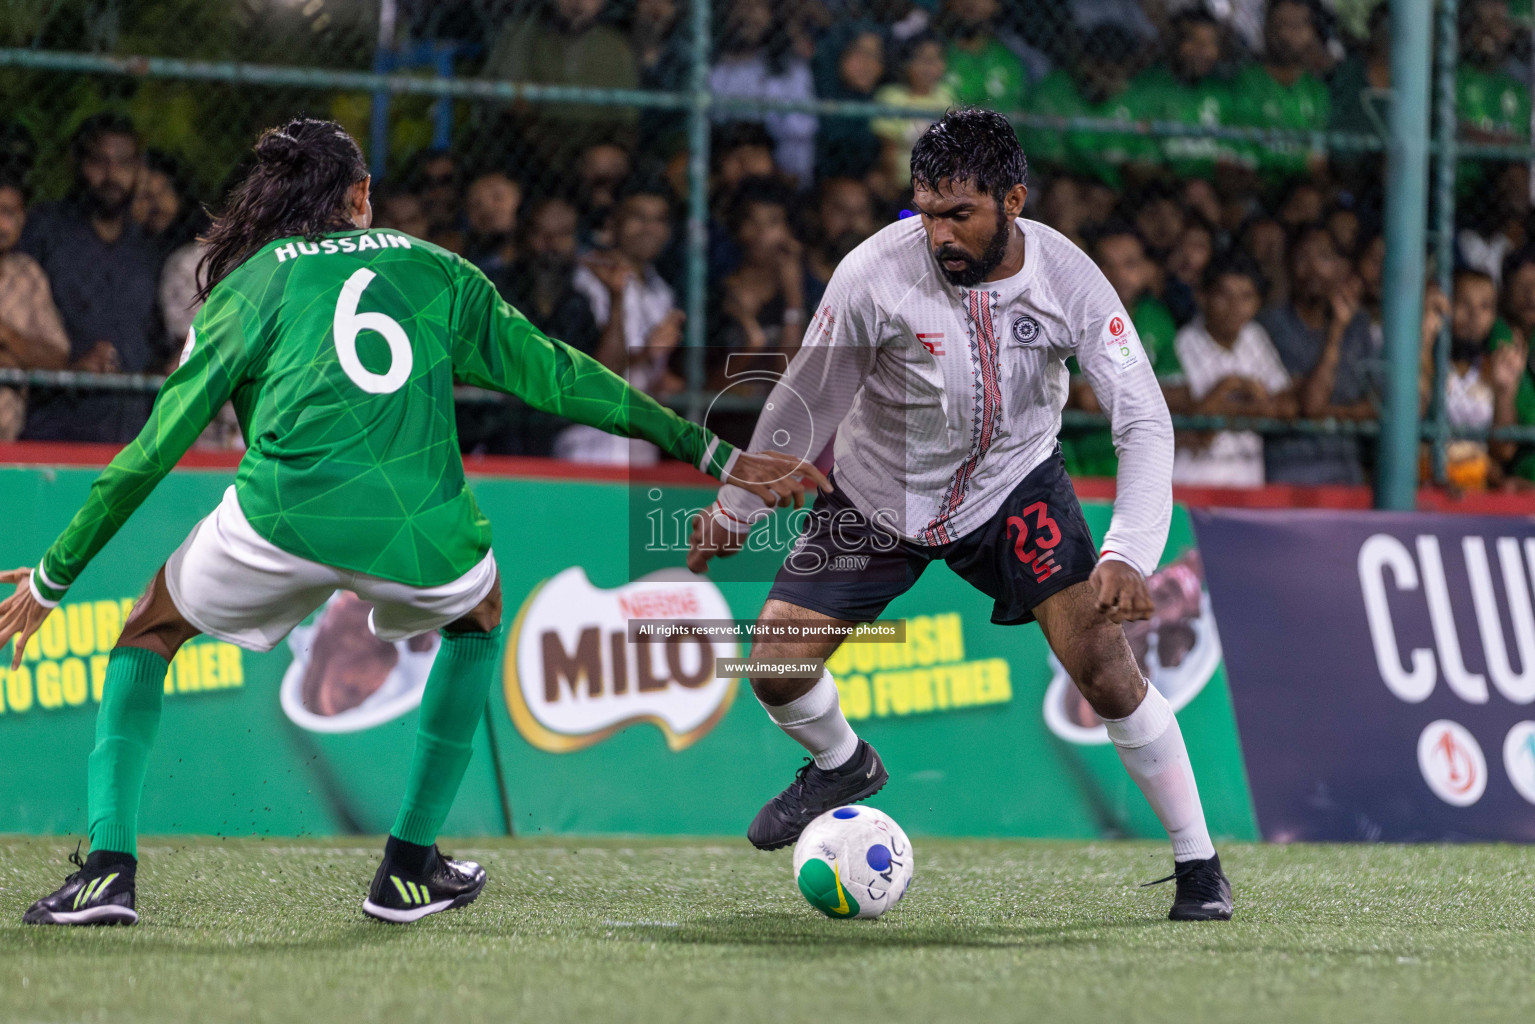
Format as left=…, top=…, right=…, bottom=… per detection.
left=1069, top=648, right=1145, bottom=720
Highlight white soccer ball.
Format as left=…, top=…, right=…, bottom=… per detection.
left=792, top=805, right=914, bottom=919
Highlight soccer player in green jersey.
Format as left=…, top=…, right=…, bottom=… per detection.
left=1, top=119, right=824, bottom=926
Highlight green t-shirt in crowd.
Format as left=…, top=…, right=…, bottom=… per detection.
left=1230, top=64, right=1330, bottom=180
left=944, top=36, right=1027, bottom=108
left=1063, top=295, right=1181, bottom=478
left=1023, top=70, right=1156, bottom=187
left=1127, top=66, right=1245, bottom=179
left=1457, top=65, right=1531, bottom=139
left=35, top=229, right=731, bottom=600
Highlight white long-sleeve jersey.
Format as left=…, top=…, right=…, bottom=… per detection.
left=714, top=215, right=1175, bottom=577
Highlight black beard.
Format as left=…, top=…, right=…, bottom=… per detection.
left=84, top=186, right=131, bottom=220
left=934, top=210, right=1011, bottom=288
left=1451, top=337, right=1485, bottom=364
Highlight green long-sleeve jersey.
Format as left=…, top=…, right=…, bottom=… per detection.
left=31, top=228, right=734, bottom=601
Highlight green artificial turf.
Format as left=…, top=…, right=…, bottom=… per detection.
left=0, top=837, right=1531, bottom=1023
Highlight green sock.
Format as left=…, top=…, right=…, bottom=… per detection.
left=390, top=628, right=502, bottom=846
left=88, top=646, right=169, bottom=857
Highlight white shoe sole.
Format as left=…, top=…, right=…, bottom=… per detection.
left=31, top=905, right=138, bottom=926
left=361, top=897, right=457, bottom=923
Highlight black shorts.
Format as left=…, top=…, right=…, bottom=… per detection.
left=767, top=448, right=1098, bottom=625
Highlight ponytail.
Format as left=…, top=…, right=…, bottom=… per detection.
left=196, top=118, right=367, bottom=301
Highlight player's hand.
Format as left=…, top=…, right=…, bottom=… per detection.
left=1090, top=559, right=1154, bottom=624
left=687, top=511, right=747, bottom=574
left=0, top=568, right=53, bottom=669
left=723, top=450, right=831, bottom=510
left=1490, top=338, right=1528, bottom=396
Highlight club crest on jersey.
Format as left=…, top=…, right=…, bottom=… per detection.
left=1011, top=314, right=1041, bottom=345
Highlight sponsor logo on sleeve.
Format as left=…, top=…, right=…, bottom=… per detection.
left=1102, top=314, right=1142, bottom=372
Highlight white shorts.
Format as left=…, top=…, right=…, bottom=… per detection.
left=164, top=487, right=498, bottom=653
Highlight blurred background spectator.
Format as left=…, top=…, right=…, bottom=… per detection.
left=20, top=114, right=168, bottom=444
left=0, top=173, right=69, bottom=442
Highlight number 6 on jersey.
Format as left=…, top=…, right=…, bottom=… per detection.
left=334, top=268, right=413, bottom=394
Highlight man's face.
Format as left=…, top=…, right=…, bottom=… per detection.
left=1096, top=234, right=1154, bottom=307
left=1204, top=272, right=1262, bottom=342
left=1453, top=275, right=1499, bottom=344
left=718, top=145, right=775, bottom=188
left=912, top=178, right=1022, bottom=287
left=130, top=168, right=180, bottom=235
left=418, top=155, right=459, bottom=228
left=1466, top=0, right=1513, bottom=68
left=1279, top=183, right=1324, bottom=227
left=635, top=0, right=676, bottom=27
left=466, top=174, right=521, bottom=236
left=737, top=200, right=793, bottom=262
left=615, top=194, right=672, bottom=264
left=378, top=194, right=430, bottom=238
left=945, top=0, right=998, bottom=30
left=528, top=200, right=580, bottom=262
left=582, top=145, right=631, bottom=192
left=79, top=132, right=139, bottom=218
left=1079, top=62, right=1130, bottom=103
left=555, top=0, right=603, bottom=32
left=907, top=41, right=948, bottom=93
left=1135, top=197, right=1184, bottom=254
left=726, top=0, right=772, bottom=48
left=819, top=179, right=875, bottom=249
left=1292, top=230, right=1348, bottom=300
left=840, top=33, right=885, bottom=95
left=1177, top=22, right=1221, bottom=80
left=1506, top=264, right=1535, bottom=332
left=1266, top=1, right=1317, bottom=68
left=0, top=186, right=24, bottom=252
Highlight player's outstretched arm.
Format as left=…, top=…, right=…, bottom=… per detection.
left=29, top=296, right=252, bottom=609
left=453, top=260, right=754, bottom=483
left=1074, top=302, right=1175, bottom=593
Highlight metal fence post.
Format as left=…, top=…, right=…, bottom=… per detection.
left=1431, top=0, right=1459, bottom=486
left=368, top=0, right=397, bottom=178
left=1378, top=0, right=1434, bottom=510
left=684, top=0, right=712, bottom=424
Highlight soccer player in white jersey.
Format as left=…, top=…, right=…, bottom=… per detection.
left=689, top=109, right=1232, bottom=920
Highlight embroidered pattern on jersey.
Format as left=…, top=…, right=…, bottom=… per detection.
left=924, top=290, right=1003, bottom=544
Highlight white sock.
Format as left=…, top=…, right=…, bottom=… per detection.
left=759, top=670, right=860, bottom=769
left=1103, top=684, right=1216, bottom=863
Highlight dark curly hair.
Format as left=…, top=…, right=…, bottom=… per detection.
left=909, top=107, right=1027, bottom=206
left=196, top=118, right=367, bottom=301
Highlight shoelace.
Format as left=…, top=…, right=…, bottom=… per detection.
left=63, top=840, right=86, bottom=884
left=771, top=759, right=816, bottom=807
left=1141, top=861, right=1225, bottom=902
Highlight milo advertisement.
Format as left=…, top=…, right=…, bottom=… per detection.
left=0, top=462, right=1258, bottom=842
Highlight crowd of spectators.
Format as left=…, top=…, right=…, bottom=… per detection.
left=1, top=0, right=1534, bottom=491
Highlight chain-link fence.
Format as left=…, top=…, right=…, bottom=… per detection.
left=0, top=0, right=1530, bottom=493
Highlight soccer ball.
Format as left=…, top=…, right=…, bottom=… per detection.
left=792, top=805, right=914, bottom=919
